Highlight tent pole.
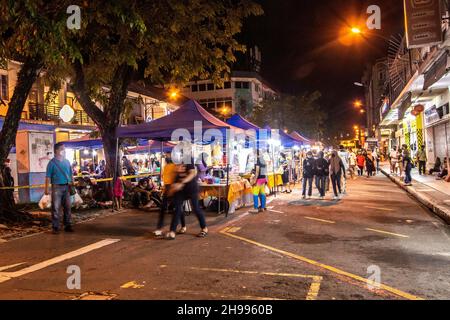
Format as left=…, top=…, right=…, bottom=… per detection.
left=112, top=137, right=119, bottom=212
left=160, top=140, right=163, bottom=187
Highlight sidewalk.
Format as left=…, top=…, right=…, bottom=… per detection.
left=380, top=162, right=450, bottom=224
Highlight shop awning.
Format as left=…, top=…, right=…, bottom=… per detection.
left=0, top=118, right=56, bottom=132
left=117, top=99, right=246, bottom=142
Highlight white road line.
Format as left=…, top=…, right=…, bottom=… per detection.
left=268, top=209, right=284, bottom=214
left=0, top=239, right=120, bottom=284
left=304, top=217, right=336, bottom=224
left=365, top=228, right=409, bottom=238
left=364, top=206, right=394, bottom=212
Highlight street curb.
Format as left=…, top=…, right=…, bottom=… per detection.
left=381, top=169, right=450, bottom=224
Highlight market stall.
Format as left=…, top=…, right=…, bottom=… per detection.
left=117, top=99, right=253, bottom=215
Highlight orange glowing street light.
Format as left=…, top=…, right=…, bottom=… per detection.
left=168, top=88, right=179, bottom=100
left=351, top=27, right=362, bottom=34
left=354, top=100, right=363, bottom=108
left=359, top=109, right=365, bottom=114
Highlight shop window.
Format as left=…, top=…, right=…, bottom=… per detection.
left=207, top=83, right=214, bottom=91
left=0, top=75, right=8, bottom=101
left=199, top=84, right=206, bottom=91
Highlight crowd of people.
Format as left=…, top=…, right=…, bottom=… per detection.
left=388, top=144, right=449, bottom=183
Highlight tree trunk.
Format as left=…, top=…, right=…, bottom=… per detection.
left=0, top=58, right=42, bottom=210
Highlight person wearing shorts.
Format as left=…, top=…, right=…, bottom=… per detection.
left=251, top=152, right=268, bottom=213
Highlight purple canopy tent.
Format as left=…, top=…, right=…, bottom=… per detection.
left=117, top=99, right=246, bottom=141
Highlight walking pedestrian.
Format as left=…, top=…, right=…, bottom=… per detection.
left=44, top=143, right=74, bottom=234
left=356, top=151, right=365, bottom=176
left=302, top=151, right=315, bottom=199
left=167, top=157, right=208, bottom=240
left=314, top=151, right=329, bottom=200
left=348, top=149, right=357, bottom=180
left=389, top=146, right=399, bottom=175
left=250, top=151, right=268, bottom=213
left=416, top=145, right=427, bottom=175
left=403, top=150, right=413, bottom=186
left=329, top=151, right=346, bottom=200
left=279, top=153, right=292, bottom=194
left=373, top=147, right=381, bottom=172
left=338, top=145, right=350, bottom=193
left=366, top=151, right=375, bottom=178
left=154, top=152, right=179, bottom=238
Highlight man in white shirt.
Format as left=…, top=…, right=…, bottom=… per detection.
left=338, top=145, right=350, bottom=193
left=390, top=147, right=399, bottom=175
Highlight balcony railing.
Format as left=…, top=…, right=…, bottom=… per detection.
left=27, top=103, right=95, bottom=126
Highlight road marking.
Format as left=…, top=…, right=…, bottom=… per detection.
left=0, top=239, right=120, bottom=284
left=227, top=227, right=241, bottom=233
left=304, top=217, right=336, bottom=224
left=0, top=262, right=26, bottom=272
left=121, top=281, right=144, bottom=289
left=268, top=209, right=284, bottom=214
left=175, top=290, right=283, bottom=300
left=365, top=228, right=409, bottom=238
left=190, top=267, right=322, bottom=300
left=364, top=206, right=394, bottom=212
left=220, top=228, right=423, bottom=300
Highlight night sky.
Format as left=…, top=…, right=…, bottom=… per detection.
left=241, top=0, right=404, bottom=137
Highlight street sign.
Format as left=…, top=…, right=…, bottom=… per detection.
left=404, top=0, right=443, bottom=49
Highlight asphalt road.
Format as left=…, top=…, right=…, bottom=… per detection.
left=0, top=173, right=449, bottom=300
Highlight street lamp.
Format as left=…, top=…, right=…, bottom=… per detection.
left=351, top=27, right=362, bottom=34
left=354, top=100, right=363, bottom=108
left=168, top=88, right=179, bottom=100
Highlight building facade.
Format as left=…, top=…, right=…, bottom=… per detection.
left=0, top=60, right=181, bottom=203
left=367, top=10, right=450, bottom=167
left=180, top=71, right=278, bottom=119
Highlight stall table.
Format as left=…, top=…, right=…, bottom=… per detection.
left=199, top=180, right=253, bottom=215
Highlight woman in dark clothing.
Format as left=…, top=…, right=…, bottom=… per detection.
left=365, top=151, right=376, bottom=177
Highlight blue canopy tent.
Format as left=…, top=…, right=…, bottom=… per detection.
left=264, top=126, right=303, bottom=149
left=226, top=114, right=270, bottom=149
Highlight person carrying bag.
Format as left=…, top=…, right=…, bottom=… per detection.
left=44, top=143, right=75, bottom=234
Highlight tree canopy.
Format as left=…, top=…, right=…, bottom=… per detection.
left=250, top=91, right=327, bottom=140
